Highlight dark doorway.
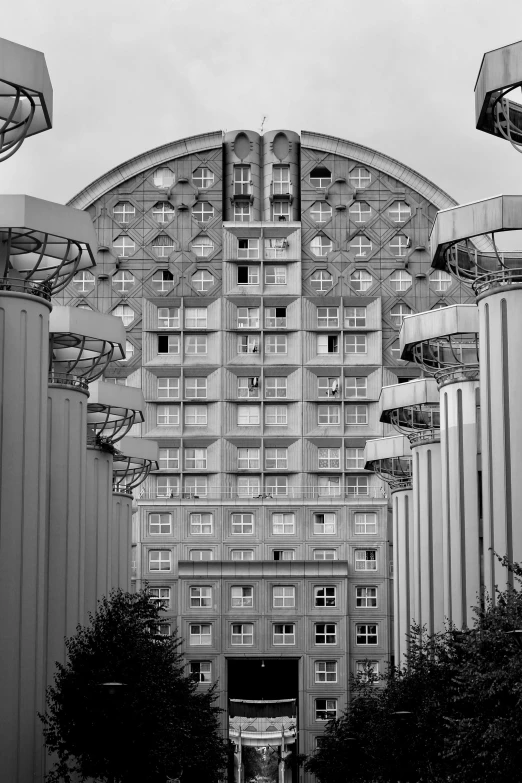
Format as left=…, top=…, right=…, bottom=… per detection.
left=228, top=658, right=299, bottom=701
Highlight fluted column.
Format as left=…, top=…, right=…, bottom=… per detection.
left=111, top=491, right=133, bottom=591
left=392, top=487, right=414, bottom=665
left=85, top=446, right=113, bottom=618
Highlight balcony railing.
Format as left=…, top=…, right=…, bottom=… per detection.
left=138, top=486, right=386, bottom=502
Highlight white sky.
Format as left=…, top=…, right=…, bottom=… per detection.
left=2, top=0, right=522, bottom=212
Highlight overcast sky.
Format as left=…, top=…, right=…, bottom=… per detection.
left=2, top=0, right=522, bottom=215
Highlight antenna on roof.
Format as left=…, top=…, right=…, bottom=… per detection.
left=259, top=115, right=267, bottom=135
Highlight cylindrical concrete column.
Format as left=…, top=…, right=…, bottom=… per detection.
left=111, top=491, right=133, bottom=591
left=85, top=445, right=113, bottom=618
left=0, top=289, right=51, bottom=783
left=392, top=487, right=414, bottom=666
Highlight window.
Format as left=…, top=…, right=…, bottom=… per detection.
left=315, top=624, right=337, bottom=645
left=390, top=303, right=412, bottom=326
left=237, top=476, right=261, bottom=496
left=149, top=550, right=171, bottom=571
left=193, top=167, right=215, bottom=189
left=237, top=266, right=259, bottom=285
left=273, top=550, right=295, bottom=561
left=315, top=661, right=337, bottom=683
left=265, top=266, right=286, bottom=285
left=271, top=511, right=296, bottom=536
left=345, top=377, right=367, bottom=398
left=430, top=270, right=452, bottom=292
left=113, top=271, right=135, bottom=292
left=231, top=586, right=253, bottom=607
left=190, top=623, right=211, bottom=645
left=349, top=167, right=371, bottom=188
left=389, top=270, right=412, bottom=291
left=356, top=586, right=378, bottom=608
left=238, top=334, right=260, bottom=354
left=191, top=236, right=214, bottom=257
left=231, top=549, right=254, bottom=561
left=310, top=270, right=333, bottom=291
left=120, top=340, right=134, bottom=362
left=355, top=550, right=377, bottom=571
left=346, top=448, right=365, bottom=470
left=234, top=166, right=251, bottom=195
left=265, top=335, right=287, bottom=354
left=350, top=270, right=372, bottom=292
left=152, top=202, right=175, bottom=224
left=190, top=549, right=213, bottom=561
left=315, top=587, right=337, bottom=607
left=157, top=405, right=180, bottom=425
left=272, top=201, right=291, bottom=221
left=158, top=335, right=180, bottom=354
left=192, top=202, right=214, bottom=223
left=185, top=336, right=207, bottom=355
left=309, top=166, right=332, bottom=188
left=157, top=307, right=179, bottom=328
left=237, top=448, right=260, bottom=470
left=149, top=586, right=171, bottom=608
left=154, top=623, right=171, bottom=636
left=389, top=234, right=410, bottom=257
left=273, top=586, right=295, bottom=607
left=311, top=236, right=332, bottom=256
left=354, top=513, right=377, bottom=534
left=265, top=306, right=287, bottom=327
left=265, top=238, right=287, bottom=259
left=318, top=448, right=340, bottom=469
left=190, top=661, right=212, bottom=683
left=151, top=270, right=174, bottom=292
left=112, top=304, right=134, bottom=326
left=265, top=405, right=287, bottom=425
left=238, top=238, right=259, bottom=259
left=185, top=307, right=207, bottom=328
left=317, top=307, right=339, bottom=328
left=345, top=306, right=367, bottom=328
left=273, top=624, right=295, bottom=645
left=237, top=307, right=259, bottom=328
left=156, top=477, right=179, bottom=497
left=318, top=377, right=341, bottom=398
left=192, top=270, right=214, bottom=292
left=347, top=476, right=369, bottom=496
left=237, top=377, right=260, bottom=398
left=152, top=234, right=175, bottom=257
left=232, top=513, right=255, bottom=534
left=153, top=167, right=175, bottom=188
left=113, top=236, right=135, bottom=258
left=350, top=235, right=372, bottom=257
left=318, top=405, right=340, bottom=425
left=185, top=476, right=207, bottom=497
left=346, top=405, right=368, bottom=425
left=265, top=448, right=288, bottom=469
left=356, top=660, right=379, bottom=680
left=265, top=476, right=288, bottom=496
left=184, top=377, right=207, bottom=399
left=159, top=448, right=179, bottom=470
left=237, top=405, right=260, bottom=425
left=185, top=448, right=207, bottom=469
left=356, top=624, right=378, bottom=645
left=234, top=201, right=251, bottom=221
left=265, top=377, right=287, bottom=398
left=184, top=405, right=207, bottom=425
left=149, top=514, right=172, bottom=535
left=317, top=476, right=341, bottom=496
left=314, top=513, right=337, bottom=534
left=317, top=335, right=339, bottom=354
left=272, top=165, right=291, bottom=194
left=314, top=549, right=337, bottom=560
left=315, top=699, right=338, bottom=721
left=190, top=513, right=213, bottom=534
left=345, top=334, right=367, bottom=354
left=388, top=201, right=411, bottom=222
left=349, top=201, right=372, bottom=223
left=190, top=586, right=212, bottom=608
left=231, top=623, right=253, bottom=645
left=113, top=202, right=135, bottom=224
left=311, top=202, right=332, bottom=223
left=72, top=271, right=95, bottom=292
left=390, top=340, right=402, bottom=361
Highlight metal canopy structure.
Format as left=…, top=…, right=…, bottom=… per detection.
left=475, top=39, right=522, bottom=149
left=87, top=381, right=145, bottom=443
left=50, top=306, right=125, bottom=380
left=112, top=436, right=159, bottom=492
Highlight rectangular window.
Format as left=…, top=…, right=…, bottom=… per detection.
left=157, top=377, right=179, bottom=399
left=355, top=550, right=377, bottom=571
left=185, top=307, right=207, bottom=328
left=346, top=448, right=365, bottom=470
left=149, top=550, right=171, bottom=571
left=318, top=448, right=340, bottom=469
left=190, top=513, right=213, bottom=535
left=315, top=586, right=337, bottom=608
left=347, top=476, right=369, bottom=496
left=345, top=334, right=367, bottom=354
left=157, top=405, right=180, bottom=425
left=231, top=549, right=254, bottom=560
left=356, top=660, right=379, bottom=680
left=356, top=624, right=378, bottom=645
left=159, top=448, right=179, bottom=470
left=158, top=335, right=180, bottom=354
left=190, top=549, right=213, bottom=561
left=273, top=586, right=295, bottom=607
left=265, top=266, right=286, bottom=285
left=265, top=377, right=287, bottom=398
left=237, top=476, right=261, bottom=497
left=158, top=306, right=180, bottom=328
left=148, top=513, right=172, bottom=535
left=184, top=405, right=207, bottom=425
left=315, top=699, right=338, bottom=721
left=273, top=549, right=295, bottom=561
left=184, top=476, right=207, bottom=497
left=317, top=476, right=341, bottom=497
left=184, top=448, right=207, bottom=469
left=264, top=238, right=287, bottom=259
left=265, top=476, right=288, bottom=496
left=356, top=586, right=378, bottom=608
left=234, top=165, right=251, bottom=195
left=317, top=307, right=339, bottom=328
left=157, top=476, right=179, bottom=497
left=237, top=266, right=259, bottom=285
left=237, top=307, right=260, bottom=328
left=315, top=623, right=337, bottom=645
left=265, top=334, right=287, bottom=354
left=149, top=586, right=171, bottom=608
left=265, top=306, right=287, bottom=327
left=317, top=377, right=341, bottom=398
left=231, top=513, right=254, bottom=534
left=314, top=513, right=337, bottom=535
left=234, top=201, right=251, bottom=221
left=237, top=405, right=260, bottom=425
left=315, top=661, right=338, bottom=683
left=317, top=334, right=339, bottom=354
left=185, top=377, right=207, bottom=398
left=231, top=586, right=253, bottom=607
left=190, top=661, right=212, bottom=683
left=190, top=586, right=212, bottom=608
left=237, top=448, right=260, bottom=469
left=185, top=335, right=207, bottom=355
left=237, top=376, right=260, bottom=398
left=345, top=306, right=367, bottom=328
left=346, top=405, right=368, bottom=425
left=317, top=405, right=340, bottom=425
left=273, top=201, right=291, bottom=221
left=265, top=405, right=287, bottom=425
left=272, top=513, right=295, bottom=534
left=273, top=623, right=295, bottom=645
left=314, top=549, right=337, bottom=560
left=154, top=623, right=171, bottom=636
left=345, top=377, right=367, bottom=398
left=231, top=623, right=254, bottom=645
left=265, top=447, right=288, bottom=469
left=238, top=334, right=260, bottom=354
left=272, top=165, right=291, bottom=194
left=354, top=513, right=377, bottom=534
left=238, top=238, right=259, bottom=259
left=189, top=623, right=212, bottom=645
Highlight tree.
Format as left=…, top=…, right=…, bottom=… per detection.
left=41, top=589, right=228, bottom=783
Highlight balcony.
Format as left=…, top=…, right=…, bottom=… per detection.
left=270, top=182, right=294, bottom=201
left=138, top=486, right=386, bottom=502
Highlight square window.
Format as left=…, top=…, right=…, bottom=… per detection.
left=273, top=623, right=295, bottom=645
left=149, top=550, right=171, bottom=571
left=238, top=238, right=260, bottom=259
left=345, top=405, right=368, bottom=425
left=272, top=513, right=295, bottom=535
left=157, top=377, right=179, bottom=399
left=237, top=448, right=260, bottom=469
left=317, top=377, right=341, bottom=398
left=237, top=476, right=261, bottom=497
left=154, top=623, right=171, bottom=636
left=184, top=476, right=207, bottom=497
left=318, top=448, right=340, bottom=469
left=314, top=549, right=337, bottom=560
left=344, top=307, right=367, bottom=328
left=238, top=266, right=259, bottom=285
left=234, top=201, right=251, bottom=221
left=356, top=624, right=378, bottom=645
left=149, top=586, right=171, bottom=609
left=190, top=623, right=212, bottom=645
left=318, top=405, right=340, bottom=425
left=354, top=513, right=377, bottom=534
left=317, top=307, right=339, bottom=328
left=345, top=334, right=367, bottom=354
left=238, top=334, right=260, bottom=354
left=315, top=586, right=337, bottom=608
left=237, top=307, right=260, bottom=328
left=185, top=335, right=207, bottom=355
left=317, top=476, right=341, bottom=497
left=315, top=699, right=338, bottom=721
left=356, top=586, right=378, bottom=608
left=355, top=660, right=379, bottom=681
left=265, top=377, right=287, bottom=398
left=190, top=661, right=212, bottom=683
left=237, top=405, right=260, bottom=425
left=273, top=549, right=295, bottom=561
left=148, top=513, right=172, bottom=535
left=159, top=448, right=179, bottom=470
left=265, top=306, right=287, bottom=327
left=273, top=586, right=295, bottom=608
left=185, top=378, right=207, bottom=398
left=265, top=405, right=287, bottom=425
left=355, top=550, right=377, bottom=571
left=237, top=376, right=260, bottom=398
left=317, top=334, right=339, bottom=354
left=184, top=448, right=207, bottom=469
left=265, top=476, right=288, bottom=496
left=158, top=335, right=180, bottom=354
left=347, top=476, right=369, bottom=496
left=265, top=334, right=287, bottom=354
left=315, top=661, right=338, bottom=683
left=232, top=513, right=254, bottom=534
left=184, top=405, right=207, bottom=425
left=345, top=377, right=367, bottom=398
left=265, top=447, right=288, bottom=469
left=265, top=266, right=287, bottom=285
left=314, top=513, right=337, bottom=534
left=315, top=624, right=337, bottom=645
left=231, top=623, right=254, bottom=645
left=272, top=201, right=291, bottom=221
left=158, top=307, right=180, bottom=328
left=231, top=550, right=254, bottom=560
left=190, top=513, right=213, bottom=535
left=156, top=476, right=179, bottom=497
left=185, top=307, right=207, bottom=328
left=346, top=448, right=365, bottom=470
left=190, top=586, right=212, bottom=608
left=231, top=586, right=253, bottom=608
left=190, top=549, right=213, bottom=561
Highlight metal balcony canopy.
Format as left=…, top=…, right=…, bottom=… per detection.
left=400, top=304, right=479, bottom=361
left=475, top=39, right=522, bottom=138
left=87, top=381, right=145, bottom=441
left=379, top=377, right=439, bottom=423
left=364, top=434, right=412, bottom=469
left=50, top=307, right=126, bottom=380
left=113, top=436, right=159, bottom=466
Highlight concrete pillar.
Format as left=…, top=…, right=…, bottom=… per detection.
left=111, top=491, right=133, bottom=592
left=0, top=289, right=50, bottom=783
left=392, top=487, right=414, bottom=666
left=85, top=446, right=113, bottom=618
